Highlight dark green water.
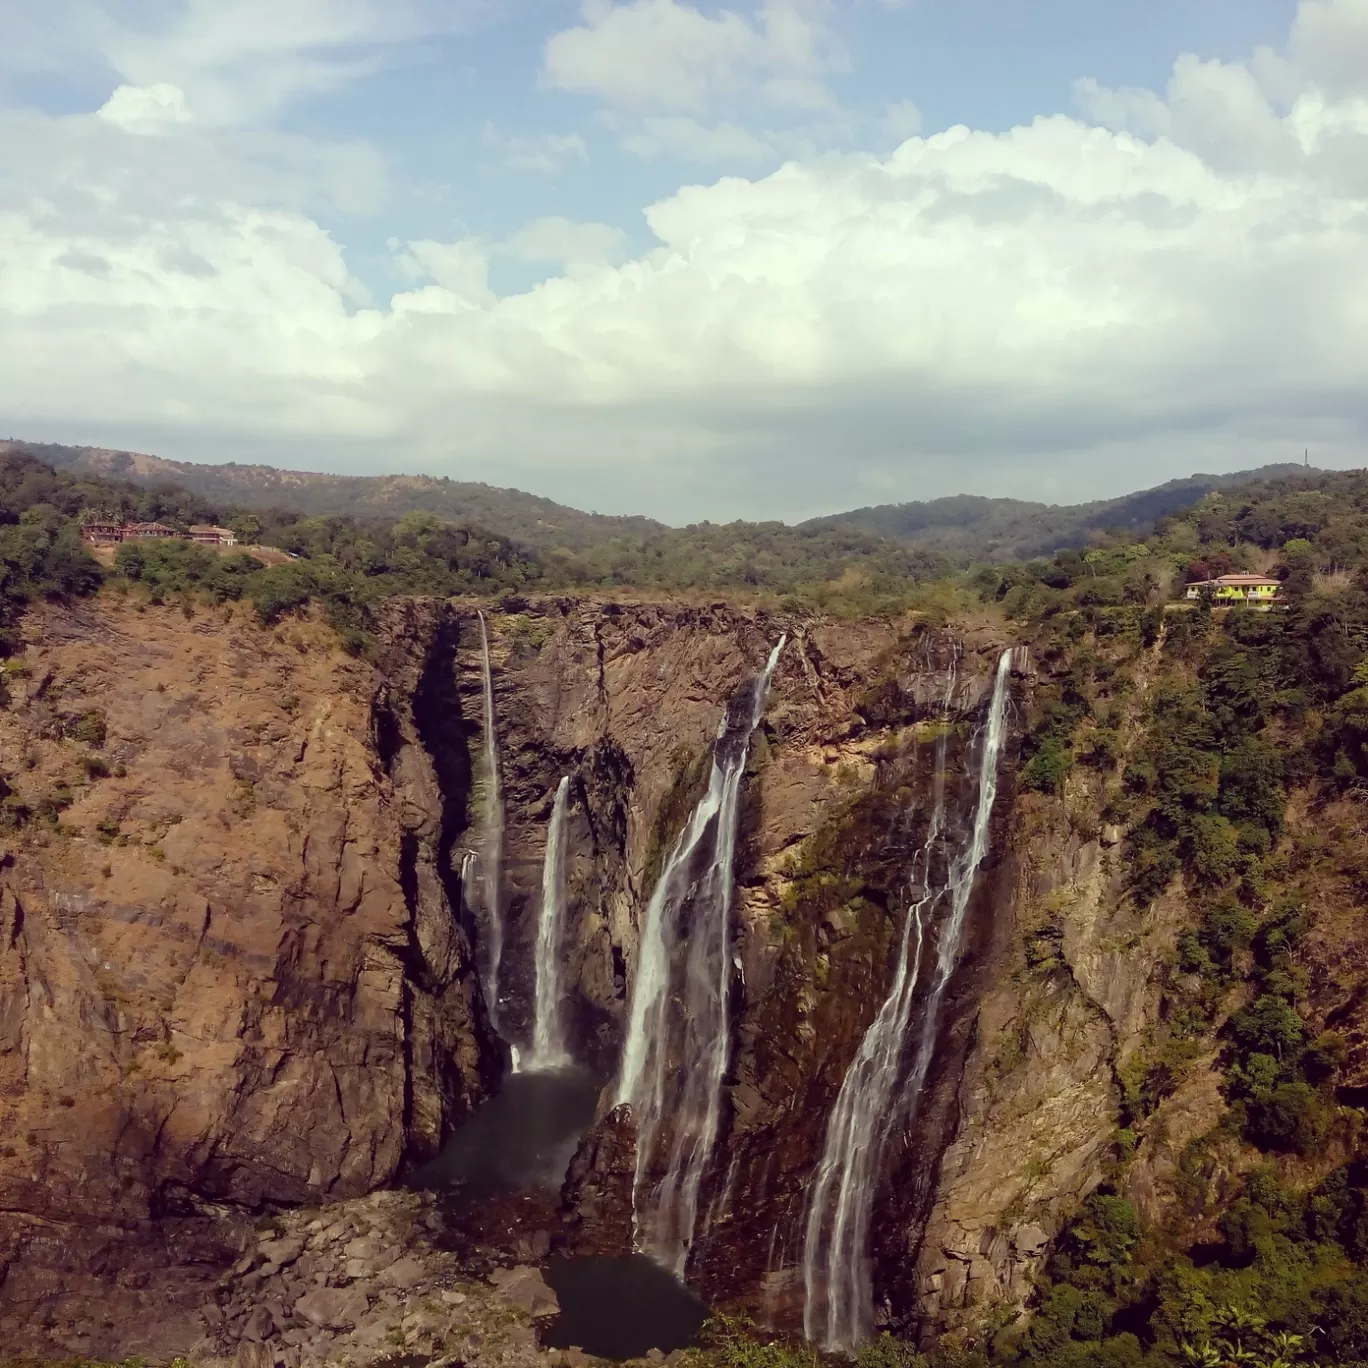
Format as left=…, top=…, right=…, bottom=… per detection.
left=409, top=1065, right=599, bottom=1194
left=541, top=1255, right=707, bottom=1360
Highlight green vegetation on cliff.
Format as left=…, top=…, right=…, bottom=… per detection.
left=980, top=481, right=1368, bottom=1368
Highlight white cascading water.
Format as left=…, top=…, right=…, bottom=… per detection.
left=616, top=638, right=785, bottom=1277
left=477, top=611, right=506, bottom=1038
left=802, top=648, right=1014, bottom=1351
left=529, top=776, right=572, bottom=1071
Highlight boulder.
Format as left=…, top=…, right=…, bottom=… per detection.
left=240, top=1305, right=276, bottom=1344
left=379, top=1256, right=427, bottom=1291
left=489, top=1265, right=560, bottom=1318
left=293, top=1285, right=369, bottom=1331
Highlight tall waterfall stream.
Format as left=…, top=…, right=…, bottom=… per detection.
left=476, top=610, right=506, bottom=1039
left=616, top=638, right=785, bottom=1276
left=530, top=775, right=572, bottom=1071
left=447, top=624, right=1017, bottom=1357
left=802, top=648, right=1015, bottom=1350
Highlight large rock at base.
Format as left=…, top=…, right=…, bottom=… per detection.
left=490, top=1266, right=560, bottom=1318
left=559, top=1105, right=638, bottom=1257
left=293, top=1285, right=371, bottom=1331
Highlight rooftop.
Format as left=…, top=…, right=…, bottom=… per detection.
left=1189, top=573, right=1281, bottom=586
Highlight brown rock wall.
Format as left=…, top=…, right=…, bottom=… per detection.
left=0, top=597, right=495, bottom=1354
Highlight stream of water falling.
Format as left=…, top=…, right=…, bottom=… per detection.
left=616, top=638, right=785, bottom=1277
left=477, top=611, right=505, bottom=1039
left=802, top=648, right=1015, bottom=1351
left=529, top=776, right=572, bottom=1070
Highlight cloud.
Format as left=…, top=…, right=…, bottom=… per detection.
left=0, top=104, right=387, bottom=218
left=540, top=1, right=849, bottom=169
left=542, top=0, right=840, bottom=112
left=1285, top=0, right=1368, bottom=96
left=881, top=99, right=922, bottom=141
left=1, top=0, right=1367, bottom=520
left=5, top=0, right=476, bottom=125
left=482, top=124, right=590, bottom=172
left=501, top=217, right=627, bottom=270
left=97, top=82, right=194, bottom=133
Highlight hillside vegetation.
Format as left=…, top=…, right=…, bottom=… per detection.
left=4, top=438, right=1313, bottom=565
left=4, top=447, right=1368, bottom=651
left=3, top=439, right=664, bottom=550
left=800, top=464, right=1316, bottom=561
left=968, top=478, right=1368, bottom=1368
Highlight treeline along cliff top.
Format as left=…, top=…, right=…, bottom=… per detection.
left=1, top=442, right=1362, bottom=646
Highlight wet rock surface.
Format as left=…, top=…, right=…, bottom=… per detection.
left=559, top=1105, right=638, bottom=1258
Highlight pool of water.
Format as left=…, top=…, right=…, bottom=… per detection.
left=541, top=1255, right=707, bottom=1361
left=410, top=1065, right=600, bottom=1195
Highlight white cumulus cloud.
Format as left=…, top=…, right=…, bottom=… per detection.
left=501, top=217, right=627, bottom=271
left=96, top=82, right=194, bottom=132
left=4, top=0, right=477, bottom=125
left=1, top=0, right=1367, bottom=520
left=542, top=0, right=843, bottom=115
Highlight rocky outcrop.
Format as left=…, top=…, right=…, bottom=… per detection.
left=560, top=1105, right=638, bottom=1257
left=0, top=597, right=496, bottom=1357
left=194, top=1187, right=572, bottom=1368
left=907, top=790, right=1199, bottom=1339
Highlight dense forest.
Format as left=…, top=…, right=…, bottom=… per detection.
left=5, top=448, right=1368, bottom=649
left=974, top=481, right=1368, bottom=1368
left=0, top=449, right=956, bottom=651
left=5, top=439, right=666, bottom=550
left=799, top=464, right=1313, bottom=562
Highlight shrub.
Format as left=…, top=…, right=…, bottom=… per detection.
left=66, top=709, right=107, bottom=747
left=1021, top=737, right=1073, bottom=795
left=1185, top=813, right=1242, bottom=886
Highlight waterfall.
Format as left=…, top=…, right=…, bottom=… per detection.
left=477, top=611, right=505, bottom=1037
left=802, top=648, right=1014, bottom=1351
left=529, top=776, right=572, bottom=1071
left=616, top=638, right=785, bottom=1277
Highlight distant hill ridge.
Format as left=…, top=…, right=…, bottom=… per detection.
left=1, top=439, right=1324, bottom=561
left=797, top=464, right=1320, bottom=561
left=1, top=440, right=665, bottom=551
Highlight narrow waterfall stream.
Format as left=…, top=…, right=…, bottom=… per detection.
left=616, top=638, right=785, bottom=1277
left=476, top=610, right=506, bottom=1038
left=802, top=648, right=1015, bottom=1350
left=529, top=776, right=572, bottom=1071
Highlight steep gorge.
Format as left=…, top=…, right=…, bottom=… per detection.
left=0, top=591, right=1293, bottom=1361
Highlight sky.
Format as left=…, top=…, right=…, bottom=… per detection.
left=1, top=0, right=1365, bottom=523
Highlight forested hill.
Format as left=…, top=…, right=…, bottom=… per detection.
left=801, top=464, right=1317, bottom=560
left=0, top=439, right=665, bottom=551
left=4, top=438, right=1319, bottom=563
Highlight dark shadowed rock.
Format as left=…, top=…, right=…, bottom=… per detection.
left=559, top=1105, right=638, bottom=1258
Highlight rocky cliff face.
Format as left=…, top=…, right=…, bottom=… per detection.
left=0, top=591, right=1234, bottom=1359
left=463, top=601, right=1025, bottom=1334
left=0, top=597, right=496, bottom=1355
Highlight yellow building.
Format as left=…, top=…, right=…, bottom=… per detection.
left=1184, top=573, right=1281, bottom=604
